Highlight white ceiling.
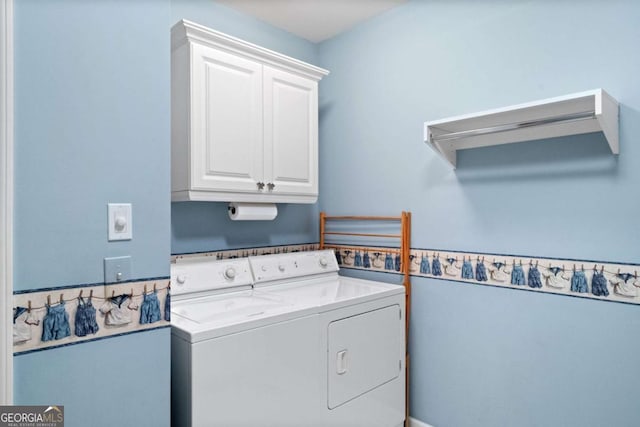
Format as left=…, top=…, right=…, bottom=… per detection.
left=214, top=0, right=407, bottom=43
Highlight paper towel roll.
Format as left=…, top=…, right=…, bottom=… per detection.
left=228, top=203, right=278, bottom=221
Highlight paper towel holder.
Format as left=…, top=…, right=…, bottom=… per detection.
left=227, top=202, right=278, bottom=221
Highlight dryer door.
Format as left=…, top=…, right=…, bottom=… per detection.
left=327, top=304, right=403, bottom=409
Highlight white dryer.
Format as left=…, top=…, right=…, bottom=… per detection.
left=171, top=250, right=405, bottom=427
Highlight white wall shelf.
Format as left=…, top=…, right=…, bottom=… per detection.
left=423, top=89, right=619, bottom=168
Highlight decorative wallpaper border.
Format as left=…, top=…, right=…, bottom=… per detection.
left=18, top=241, right=634, bottom=354
left=14, top=243, right=319, bottom=354
left=335, top=246, right=640, bottom=305
left=174, top=243, right=640, bottom=305
left=13, top=278, right=170, bottom=355
left=171, top=243, right=320, bottom=263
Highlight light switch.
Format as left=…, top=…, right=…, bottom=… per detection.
left=104, top=256, right=132, bottom=283
left=108, top=203, right=132, bottom=241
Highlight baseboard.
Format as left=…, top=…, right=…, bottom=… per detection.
left=409, top=417, right=434, bottom=427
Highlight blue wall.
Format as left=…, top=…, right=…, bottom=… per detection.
left=13, top=1, right=322, bottom=426
left=13, top=1, right=173, bottom=426
left=318, top=1, right=640, bottom=426
left=170, top=0, right=321, bottom=255
left=14, top=328, right=170, bottom=427
left=15, top=0, right=171, bottom=291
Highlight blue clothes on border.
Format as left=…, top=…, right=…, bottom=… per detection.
left=354, top=251, right=363, bottom=267
left=42, top=302, right=71, bottom=341
left=363, top=252, right=371, bottom=268
left=420, top=256, right=430, bottom=274
left=461, top=260, right=473, bottom=279
left=571, top=271, right=589, bottom=293
left=164, top=290, right=171, bottom=322
left=384, top=254, right=394, bottom=270
left=591, top=271, right=609, bottom=297
left=511, top=265, right=525, bottom=286
left=528, top=266, right=542, bottom=288
left=75, top=297, right=99, bottom=337
left=335, top=251, right=342, bottom=264
left=431, top=258, right=442, bottom=276
left=140, top=291, right=162, bottom=324
left=475, top=262, right=488, bottom=281
left=394, top=254, right=401, bottom=272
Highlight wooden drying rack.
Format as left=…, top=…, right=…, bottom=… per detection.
left=319, top=211, right=411, bottom=426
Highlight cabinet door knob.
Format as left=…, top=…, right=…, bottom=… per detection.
left=257, top=182, right=265, bottom=190
left=267, top=182, right=275, bottom=190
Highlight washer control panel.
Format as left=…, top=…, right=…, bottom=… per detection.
left=171, top=256, right=253, bottom=296
left=249, top=250, right=339, bottom=284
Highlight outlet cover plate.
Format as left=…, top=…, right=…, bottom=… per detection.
left=104, top=256, right=132, bottom=284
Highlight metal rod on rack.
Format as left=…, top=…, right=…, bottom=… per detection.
left=431, top=111, right=596, bottom=143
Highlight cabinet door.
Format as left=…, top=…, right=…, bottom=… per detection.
left=263, top=66, right=318, bottom=198
left=190, top=44, right=264, bottom=194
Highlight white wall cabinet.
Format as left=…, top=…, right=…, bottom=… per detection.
left=171, top=20, right=328, bottom=203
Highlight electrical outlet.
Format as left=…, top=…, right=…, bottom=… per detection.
left=104, top=256, right=132, bottom=283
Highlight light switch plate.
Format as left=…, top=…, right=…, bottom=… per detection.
left=108, top=203, right=132, bottom=241
left=104, top=256, right=132, bottom=283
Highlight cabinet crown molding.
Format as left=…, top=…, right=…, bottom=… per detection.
left=172, top=19, right=329, bottom=81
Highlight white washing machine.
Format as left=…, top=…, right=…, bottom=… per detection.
left=171, top=250, right=405, bottom=427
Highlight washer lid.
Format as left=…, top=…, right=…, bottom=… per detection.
left=171, top=256, right=254, bottom=297
left=171, top=291, right=292, bottom=325
left=170, top=288, right=318, bottom=342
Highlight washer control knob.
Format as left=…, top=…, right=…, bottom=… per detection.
left=224, top=267, right=236, bottom=280
left=278, top=264, right=285, bottom=272
left=261, top=265, right=268, bottom=272
left=176, top=275, right=186, bottom=285
left=319, top=257, right=328, bottom=267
